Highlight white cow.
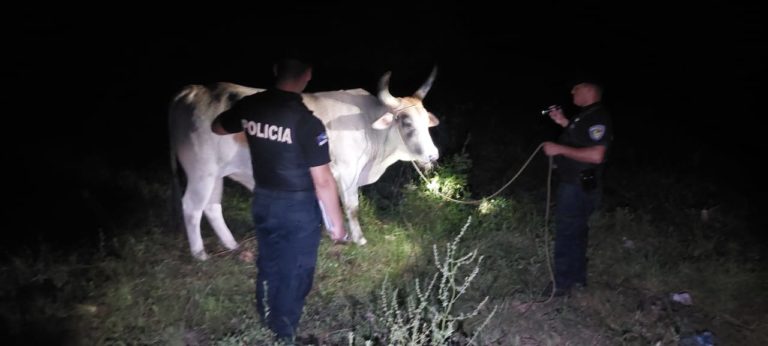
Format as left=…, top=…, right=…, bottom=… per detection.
left=169, top=69, right=440, bottom=260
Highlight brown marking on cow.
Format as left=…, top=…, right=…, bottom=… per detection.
left=399, top=97, right=421, bottom=108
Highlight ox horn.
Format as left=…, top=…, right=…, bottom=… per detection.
left=413, top=66, right=438, bottom=100
left=378, top=71, right=400, bottom=108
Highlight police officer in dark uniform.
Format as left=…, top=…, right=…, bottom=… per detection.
left=542, top=81, right=613, bottom=297
left=211, top=58, right=347, bottom=342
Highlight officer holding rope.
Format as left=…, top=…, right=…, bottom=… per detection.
left=541, top=79, right=613, bottom=297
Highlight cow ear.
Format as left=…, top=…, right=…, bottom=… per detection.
left=428, top=112, right=440, bottom=127
left=372, top=112, right=395, bottom=129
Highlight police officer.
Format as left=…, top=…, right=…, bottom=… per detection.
left=542, top=81, right=613, bottom=297
left=212, top=58, right=347, bottom=342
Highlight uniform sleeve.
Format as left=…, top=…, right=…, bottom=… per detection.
left=298, top=112, right=331, bottom=167
left=582, top=112, right=612, bottom=146
left=215, top=101, right=247, bottom=133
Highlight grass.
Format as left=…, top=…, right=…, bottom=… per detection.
left=1, top=153, right=767, bottom=345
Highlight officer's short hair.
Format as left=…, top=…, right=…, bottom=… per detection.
left=274, top=58, right=312, bottom=82
left=568, top=72, right=605, bottom=99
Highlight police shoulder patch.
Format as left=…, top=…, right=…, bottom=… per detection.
left=316, top=132, right=328, bottom=146
left=589, top=125, right=606, bottom=141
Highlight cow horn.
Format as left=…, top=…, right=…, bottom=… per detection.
left=413, top=66, right=438, bottom=100
left=378, top=71, right=400, bottom=108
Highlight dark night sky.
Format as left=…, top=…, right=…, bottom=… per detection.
left=8, top=2, right=766, bottom=246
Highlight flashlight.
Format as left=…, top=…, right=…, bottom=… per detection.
left=541, top=105, right=561, bottom=116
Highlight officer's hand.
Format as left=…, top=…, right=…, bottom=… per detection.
left=548, top=107, right=568, bottom=127
left=330, top=228, right=348, bottom=244
left=542, top=141, right=562, bottom=156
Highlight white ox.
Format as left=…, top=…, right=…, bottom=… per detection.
left=169, top=69, right=440, bottom=260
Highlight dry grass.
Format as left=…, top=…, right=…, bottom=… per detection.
left=1, top=156, right=766, bottom=345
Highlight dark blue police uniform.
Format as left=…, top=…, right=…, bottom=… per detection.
left=553, top=102, right=612, bottom=292
left=216, top=88, right=330, bottom=339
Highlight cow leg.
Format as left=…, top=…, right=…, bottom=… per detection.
left=340, top=189, right=367, bottom=245
left=203, top=177, right=239, bottom=251
left=182, top=175, right=217, bottom=260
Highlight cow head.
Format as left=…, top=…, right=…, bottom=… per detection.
left=372, top=67, right=440, bottom=167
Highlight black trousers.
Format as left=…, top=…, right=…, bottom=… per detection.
left=553, top=182, right=599, bottom=290
left=251, top=188, right=322, bottom=339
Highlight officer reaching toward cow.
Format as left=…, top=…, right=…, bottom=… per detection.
left=211, top=57, right=346, bottom=343
left=168, top=64, right=439, bottom=262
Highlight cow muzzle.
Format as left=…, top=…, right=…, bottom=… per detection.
left=415, top=150, right=439, bottom=171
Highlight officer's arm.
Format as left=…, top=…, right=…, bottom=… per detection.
left=309, top=164, right=347, bottom=241
left=560, top=144, right=606, bottom=164
left=211, top=117, right=230, bottom=135
left=543, top=143, right=606, bottom=164
left=211, top=105, right=245, bottom=135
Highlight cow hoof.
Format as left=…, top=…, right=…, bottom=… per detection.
left=192, top=250, right=210, bottom=261
left=224, top=242, right=239, bottom=251
left=355, top=237, right=368, bottom=246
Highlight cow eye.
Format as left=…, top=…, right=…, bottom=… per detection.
left=400, top=116, right=412, bottom=126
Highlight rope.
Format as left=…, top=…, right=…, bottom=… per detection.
left=411, top=143, right=544, bottom=204
left=539, top=155, right=557, bottom=303
left=411, top=143, right=559, bottom=304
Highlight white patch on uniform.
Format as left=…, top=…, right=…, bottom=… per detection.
left=316, top=132, right=328, bottom=146
left=589, top=124, right=606, bottom=141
